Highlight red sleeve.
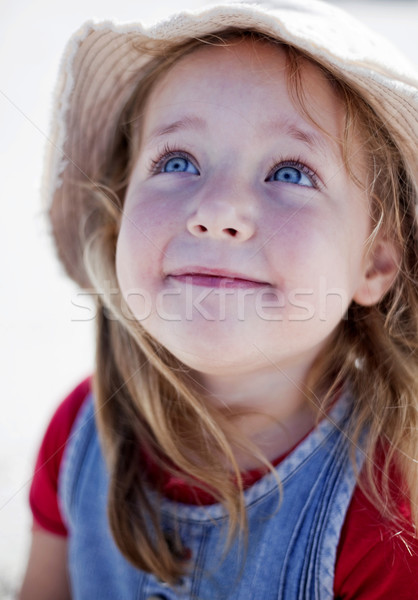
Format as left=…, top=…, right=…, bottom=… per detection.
left=29, top=377, right=92, bottom=536
left=334, top=480, right=418, bottom=599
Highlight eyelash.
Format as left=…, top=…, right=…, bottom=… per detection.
left=149, top=145, right=321, bottom=188
left=149, top=144, right=197, bottom=174
left=266, top=157, right=321, bottom=188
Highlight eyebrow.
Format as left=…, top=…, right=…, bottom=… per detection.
left=144, top=115, right=207, bottom=146
left=144, top=114, right=336, bottom=160
left=265, top=120, right=336, bottom=160
left=272, top=120, right=339, bottom=158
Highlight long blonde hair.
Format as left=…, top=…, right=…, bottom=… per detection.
left=79, top=30, right=418, bottom=583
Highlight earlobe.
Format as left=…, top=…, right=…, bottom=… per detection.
left=353, top=238, right=400, bottom=307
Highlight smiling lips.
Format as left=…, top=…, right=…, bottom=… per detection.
left=168, top=267, right=270, bottom=289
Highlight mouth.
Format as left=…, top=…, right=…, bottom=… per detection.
left=167, top=267, right=271, bottom=289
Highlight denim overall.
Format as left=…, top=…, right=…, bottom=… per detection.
left=58, top=391, right=363, bottom=600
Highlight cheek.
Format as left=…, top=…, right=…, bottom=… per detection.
left=115, top=210, right=154, bottom=293
left=115, top=224, right=136, bottom=294
left=115, top=222, right=158, bottom=321
left=115, top=192, right=182, bottom=291
left=266, top=210, right=333, bottom=268
left=123, top=186, right=185, bottom=245
left=266, top=208, right=361, bottom=297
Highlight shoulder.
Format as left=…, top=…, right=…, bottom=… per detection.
left=29, top=377, right=92, bottom=535
left=50, top=377, right=92, bottom=429
left=36, top=377, right=92, bottom=467
left=335, top=477, right=418, bottom=599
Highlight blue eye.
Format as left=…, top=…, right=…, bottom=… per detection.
left=270, top=165, right=314, bottom=187
left=163, top=156, right=199, bottom=174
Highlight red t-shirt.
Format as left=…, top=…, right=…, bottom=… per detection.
left=29, top=378, right=418, bottom=599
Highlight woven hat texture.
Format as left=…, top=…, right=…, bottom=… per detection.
left=44, top=0, right=418, bottom=287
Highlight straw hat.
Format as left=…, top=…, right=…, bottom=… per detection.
left=44, top=0, right=418, bottom=288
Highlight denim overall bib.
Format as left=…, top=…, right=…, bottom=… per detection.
left=58, top=392, right=363, bottom=600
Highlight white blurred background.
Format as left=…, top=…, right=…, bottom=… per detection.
left=1, top=1, right=417, bottom=597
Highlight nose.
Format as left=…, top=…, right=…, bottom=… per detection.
left=186, top=193, right=255, bottom=242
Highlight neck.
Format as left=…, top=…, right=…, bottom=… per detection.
left=194, top=362, right=320, bottom=469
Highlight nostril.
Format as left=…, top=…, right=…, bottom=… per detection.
left=225, top=228, right=238, bottom=237
left=198, top=225, right=207, bottom=233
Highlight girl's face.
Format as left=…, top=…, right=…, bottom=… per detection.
left=116, top=40, right=375, bottom=379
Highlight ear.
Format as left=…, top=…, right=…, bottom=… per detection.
left=353, top=237, right=400, bottom=307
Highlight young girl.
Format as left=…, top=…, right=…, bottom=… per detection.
left=19, top=1, right=418, bottom=598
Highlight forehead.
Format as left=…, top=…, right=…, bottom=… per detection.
left=142, top=38, right=345, bottom=148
